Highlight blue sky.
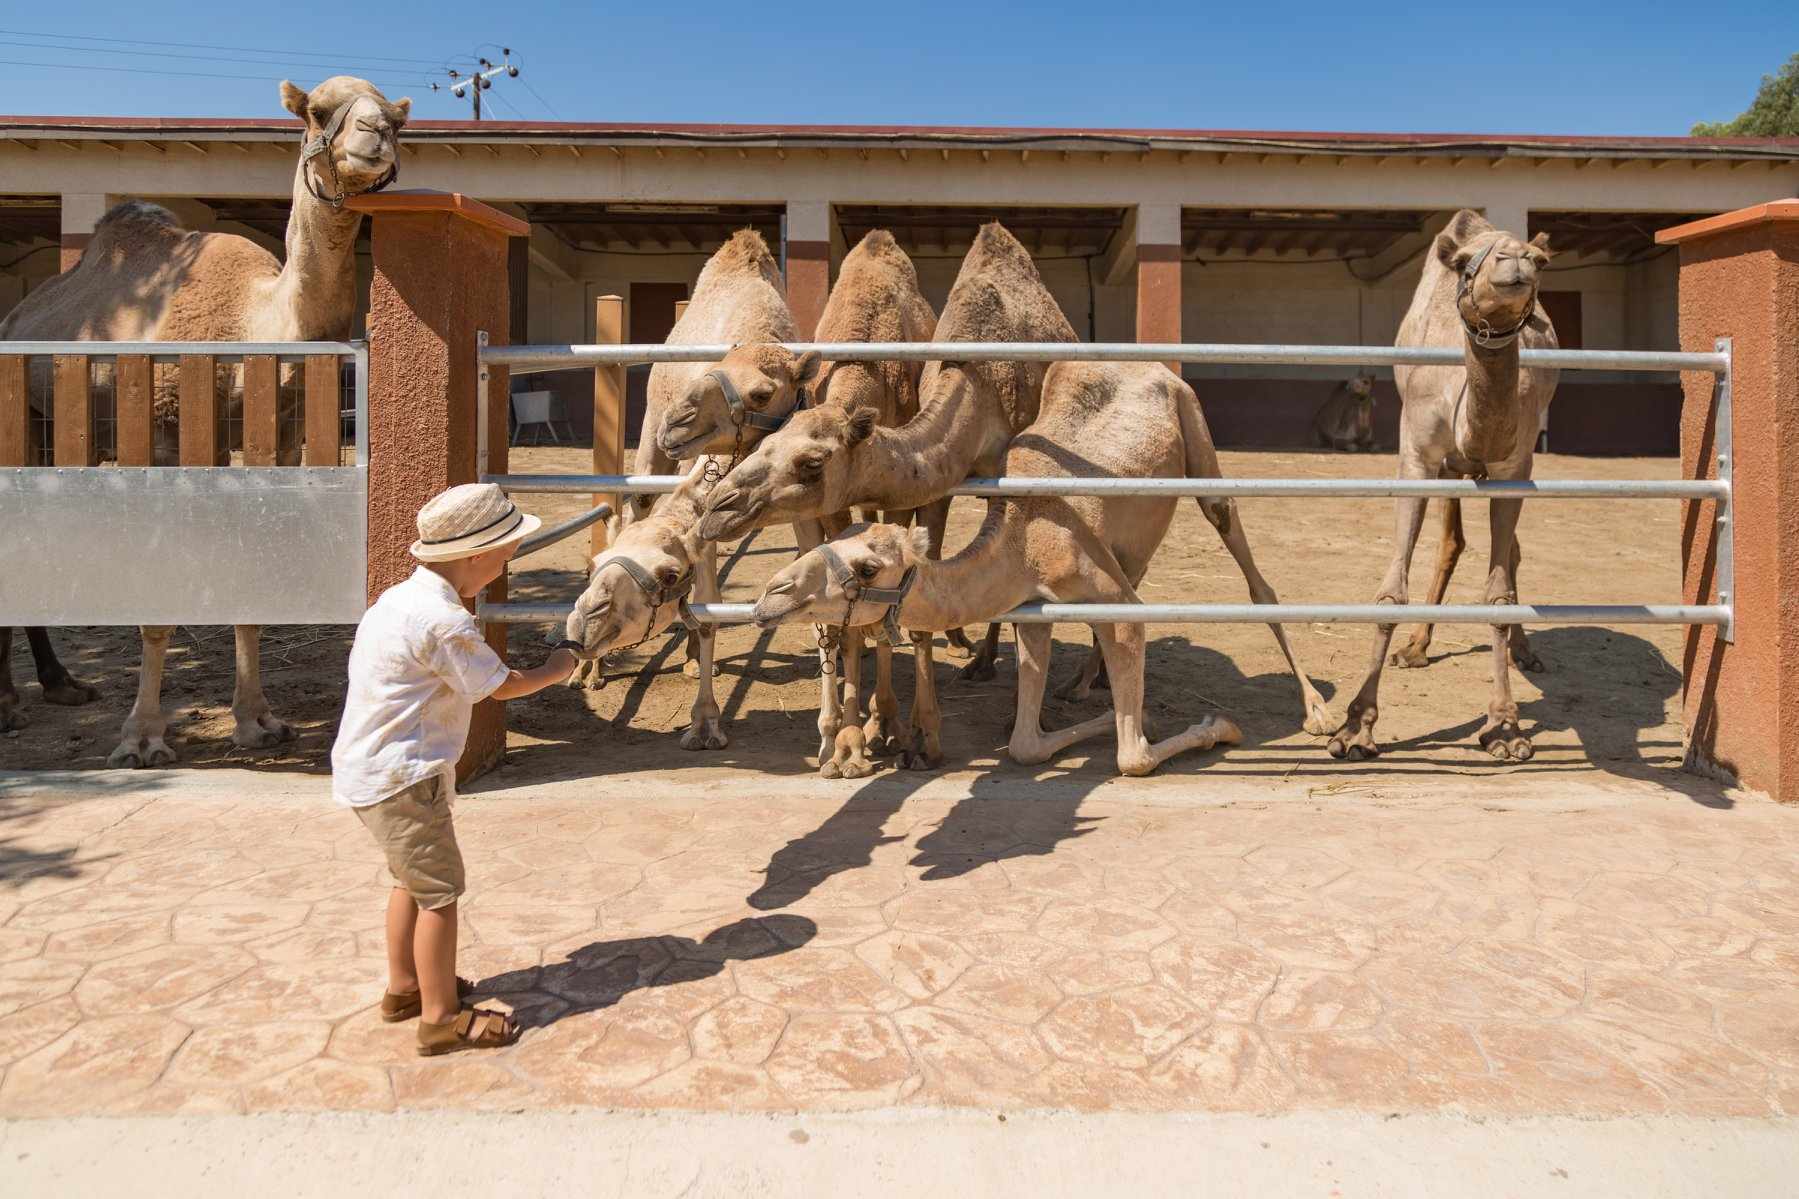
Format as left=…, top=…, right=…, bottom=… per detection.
left=0, top=2, right=1792, bottom=135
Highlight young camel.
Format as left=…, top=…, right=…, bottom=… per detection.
left=0, top=76, right=408, bottom=761
left=697, top=222, right=1078, bottom=700
left=666, top=230, right=946, bottom=773
left=1328, top=209, right=1558, bottom=763
left=752, top=361, right=1330, bottom=777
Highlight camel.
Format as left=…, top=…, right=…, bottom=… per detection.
left=662, top=230, right=945, bottom=776
left=1327, top=209, right=1558, bottom=763
left=751, top=359, right=1331, bottom=777
left=0, top=75, right=408, bottom=761
left=1313, top=375, right=1376, bottom=452
left=696, top=223, right=1078, bottom=710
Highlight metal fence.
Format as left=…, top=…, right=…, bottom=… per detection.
left=0, top=340, right=370, bottom=626
left=475, top=338, right=1735, bottom=642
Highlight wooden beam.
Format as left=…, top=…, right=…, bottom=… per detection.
left=53, top=355, right=91, bottom=467
left=178, top=354, right=218, bottom=466
left=243, top=354, right=279, bottom=466
left=116, top=354, right=153, bottom=467
left=303, top=355, right=341, bottom=466
left=0, top=356, right=27, bottom=466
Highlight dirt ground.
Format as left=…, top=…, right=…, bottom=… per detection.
left=2, top=448, right=1691, bottom=789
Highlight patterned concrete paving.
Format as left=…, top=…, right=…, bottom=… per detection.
left=2, top=765, right=1797, bottom=1120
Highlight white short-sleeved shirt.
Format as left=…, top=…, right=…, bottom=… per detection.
left=331, top=566, right=510, bottom=808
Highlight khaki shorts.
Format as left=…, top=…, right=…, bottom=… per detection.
left=356, top=774, right=466, bottom=910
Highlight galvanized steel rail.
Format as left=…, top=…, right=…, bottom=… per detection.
left=4, top=339, right=362, bottom=360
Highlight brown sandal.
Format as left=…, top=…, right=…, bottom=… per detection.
left=380, top=976, right=476, bottom=1023
left=417, top=1006, right=521, bottom=1056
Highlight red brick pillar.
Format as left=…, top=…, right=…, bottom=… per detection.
left=1135, top=204, right=1182, bottom=374
left=784, top=199, right=832, bottom=340
left=350, top=190, right=530, bottom=783
left=1657, top=200, right=1799, bottom=803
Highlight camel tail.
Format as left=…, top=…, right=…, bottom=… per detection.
left=1172, top=377, right=1234, bottom=536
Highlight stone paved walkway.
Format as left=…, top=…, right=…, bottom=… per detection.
left=2, top=766, right=1796, bottom=1119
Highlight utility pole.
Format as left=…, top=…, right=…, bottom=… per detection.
left=432, top=48, right=520, bottom=120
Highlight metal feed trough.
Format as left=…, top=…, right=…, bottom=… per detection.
left=476, top=339, right=1735, bottom=642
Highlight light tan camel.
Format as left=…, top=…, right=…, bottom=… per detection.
left=0, top=76, right=408, bottom=765
left=666, top=230, right=944, bottom=775
left=697, top=222, right=1077, bottom=697
left=752, top=360, right=1330, bottom=777
left=1313, top=375, right=1376, bottom=452
left=1328, top=209, right=1558, bottom=763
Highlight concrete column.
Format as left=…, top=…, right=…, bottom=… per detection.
left=1658, top=200, right=1799, bottom=803
left=59, top=193, right=116, bottom=271
left=1135, top=204, right=1183, bottom=367
left=785, top=199, right=832, bottom=339
left=349, top=190, right=529, bottom=783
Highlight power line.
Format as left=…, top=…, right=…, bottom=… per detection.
left=0, top=28, right=453, bottom=67
left=518, top=75, right=563, bottom=121
left=0, top=57, right=421, bottom=87
left=0, top=37, right=450, bottom=82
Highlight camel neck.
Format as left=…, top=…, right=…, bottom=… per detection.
left=899, top=505, right=1032, bottom=629
left=847, top=366, right=1009, bottom=511
left=1458, top=336, right=1522, bottom=455
left=269, top=162, right=364, bottom=341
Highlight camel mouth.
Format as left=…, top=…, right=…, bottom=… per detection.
left=697, top=495, right=765, bottom=542
left=658, top=425, right=716, bottom=460
left=751, top=591, right=806, bottom=628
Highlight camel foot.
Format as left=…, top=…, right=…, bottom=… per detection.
left=1387, top=643, right=1432, bottom=670
left=567, top=659, right=607, bottom=691
left=862, top=713, right=911, bottom=758
left=1509, top=642, right=1547, bottom=674
left=680, top=717, right=729, bottom=751
left=819, top=758, right=843, bottom=779
left=109, top=736, right=177, bottom=768
left=898, top=730, right=944, bottom=772
left=41, top=676, right=100, bottom=707
left=1326, top=708, right=1380, bottom=761
left=958, top=650, right=998, bottom=683
left=0, top=695, right=26, bottom=732
left=232, top=714, right=294, bottom=750
left=1301, top=696, right=1334, bottom=738
left=682, top=659, right=721, bottom=680
left=943, top=628, right=976, bottom=659
left=1478, top=716, right=1534, bottom=761
left=1055, top=669, right=1108, bottom=702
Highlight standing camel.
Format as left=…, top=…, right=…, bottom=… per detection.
left=1328, top=209, right=1558, bottom=763
left=751, top=360, right=1329, bottom=777
left=0, top=76, right=409, bottom=762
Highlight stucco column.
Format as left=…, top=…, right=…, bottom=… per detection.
left=1657, top=200, right=1799, bottom=803
left=1135, top=204, right=1183, bottom=369
left=350, top=190, right=530, bottom=783
left=60, top=193, right=116, bottom=271
left=785, top=199, right=832, bottom=339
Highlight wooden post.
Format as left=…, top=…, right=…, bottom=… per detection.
left=1657, top=200, right=1799, bottom=803
left=302, top=354, right=341, bottom=466
left=0, top=355, right=27, bottom=466
left=116, top=354, right=153, bottom=467
left=673, top=299, right=689, bottom=324
left=178, top=354, right=218, bottom=466
left=592, top=293, right=626, bottom=556
left=242, top=354, right=279, bottom=467
left=53, top=355, right=90, bottom=467
left=349, top=190, right=530, bottom=784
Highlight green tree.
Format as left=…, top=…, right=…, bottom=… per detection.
left=1692, top=53, right=1799, bottom=136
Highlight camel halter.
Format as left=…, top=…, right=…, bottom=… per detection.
left=1455, top=241, right=1534, bottom=350
left=566, top=555, right=696, bottom=659
left=699, top=368, right=810, bottom=485
left=816, top=543, right=917, bottom=648
left=300, top=102, right=399, bottom=210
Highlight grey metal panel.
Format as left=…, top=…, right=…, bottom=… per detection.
left=480, top=600, right=1731, bottom=628
left=485, top=473, right=1729, bottom=501
left=486, top=342, right=1729, bottom=375
left=0, top=467, right=367, bottom=626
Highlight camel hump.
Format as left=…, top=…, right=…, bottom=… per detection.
left=82, top=200, right=188, bottom=260
left=708, top=228, right=783, bottom=286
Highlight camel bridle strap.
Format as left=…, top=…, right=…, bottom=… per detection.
left=816, top=543, right=917, bottom=647
left=1455, top=240, right=1534, bottom=350
left=707, top=369, right=798, bottom=434
left=595, top=554, right=696, bottom=652
left=300, top=102, right=398, bottom=210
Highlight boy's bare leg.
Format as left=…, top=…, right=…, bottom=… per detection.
left=384, top=887, right=420, bottom=995
left=416, top=902, right=461, bottom=1024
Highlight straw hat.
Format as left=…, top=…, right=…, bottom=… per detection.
left=409, top=483, right=541, bottom=562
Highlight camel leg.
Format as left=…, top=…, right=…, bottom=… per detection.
left=27, top=627, right=99, bottom=707
left=230, top=625, right=292, bottom=748
left=108, top=625, right=179, bottom=767
left=1202, top=500, right=1332, bottom=735
left=1008, top=624, right=1114, bottom=765
left=1504, top=538, right=1545, bottom=673
left=863, top=636, right=908, bottom=755
left=0, top=628, right=20, bottom=732
left=1098, top=622, right=1243, bottom=777
left=917, top=496, right=975, bottom=659
left=815, top=629, right=844, bottom=764
left=1054, top=638, right=1109, bottom=701
left=682, top=545, right=727, bottom=750
left=1328, top=491, right=1433, bottom=761
left=901, top=630, right=944, bottom=771
left=824, top=630, right=876, bottom=779
left=1391, top=498, right=1464, bottom=670
left=958, top=622, right=1003, bottom=682
left=1478, top=498, right=1534, bottom=761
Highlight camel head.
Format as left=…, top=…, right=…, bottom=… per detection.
left=656, top=345, right=822, bottom=462
left=752, top=523, right=929, bottom=630
left=1435, top=212, right=1552, bottom=347
left=695, top=401, right=884, bottom=542
left=563, top=526, right=697, bottom=659
left=281, top=76, right=410, bottom=205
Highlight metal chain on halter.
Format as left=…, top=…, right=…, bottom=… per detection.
left=700, top=368, right=808, bottom=486
left=1456, top=241, right=1533, bottom=350
left=590, top=555, right=696, bottom=659
left=812, top=543, right=918, bottom=680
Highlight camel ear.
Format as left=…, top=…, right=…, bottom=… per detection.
left=280, top=81, right=310, bottom=119
left=793, top=350, right=823, bottom=385
left=1434, top=232, right=1472, bottom=273
left=909, top=525, right=932, bottom=559
left=1529, top=231, right=1553, bottom=259
left=845, top=406, right=879, bottom=445
left=390, top=97, right=412, bottom=128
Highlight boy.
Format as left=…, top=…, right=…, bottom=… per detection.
left=333, top=483, right=579, bottom=1055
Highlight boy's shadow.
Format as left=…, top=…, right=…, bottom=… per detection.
left=479, top=914, right=816, bottom=1030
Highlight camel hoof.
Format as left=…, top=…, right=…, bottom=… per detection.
left=109, top=738, right=177, bottom=768
left=682, top=659, right=721, bottom=680
left=819, top=759, right=843, bottom=779
left=839, top=757, right=877, bottom=779
left=1512, top=651, right=1547, bottom=674
left=1302, top=703, right=1334, bottom=738
left=0, top=699, right=26, bottom=733
left=1054, top=677, right=1092, bottom=702
left=233, top=716, right=293, bottom=750
left=899, top=748, right=942, bottom=772
left=680, top=723, right=729, bottom=751
left=41, top=678, right=100, bottom=707
left=1326, top=733, right=1380, bottom=761
left=1479, top=720, right=1534, bottom=761
left=958, top=656, right=997, bottom=683
left=1387, top=646, right=1431, bottom=670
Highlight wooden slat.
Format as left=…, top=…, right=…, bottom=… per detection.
left=53, top=354, right=91, bottom=466
left=243, top=354, right=278, bottom=466
left=178, top=353, right=218, bottom=466
left=116, top=354, right=154, bottom=466
left=302, top=354, right=341, bottom=466
left=0, top=355, right=26, bottom=466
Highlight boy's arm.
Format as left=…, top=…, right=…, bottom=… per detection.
left=489, top=648, right=579, bottom=701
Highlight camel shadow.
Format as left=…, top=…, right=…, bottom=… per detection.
left=0, top=770, right=170, bottom=890
left=477, top=913, right=816, bottom=1031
